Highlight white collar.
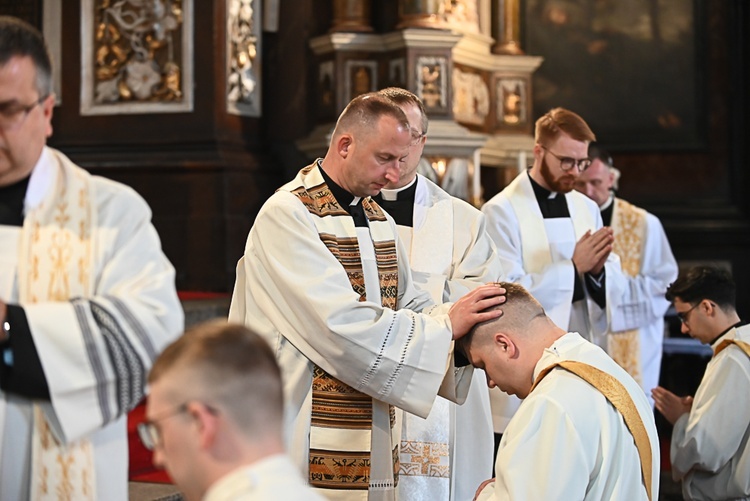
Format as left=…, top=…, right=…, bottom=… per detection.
left=379, top=176, right=417, bottom=201
left=24, top=147, right=55, bottom=215
left=599, top=192, right=615, bottom=211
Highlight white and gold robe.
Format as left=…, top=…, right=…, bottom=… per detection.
left=384, top=175, right=498, bottom=501
left=606, top=197, right=677, bottom=404
left=229, top=164, right=473, bottom=501
left=481, top=171, right=628, bottom=347
left=0, top=147, right=183, bottom=500
left=670, top=325, right=750, bottom=501
left=476, top=332, right=660, bottom=501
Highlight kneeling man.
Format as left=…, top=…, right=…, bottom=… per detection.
left=463, top=283, right=659, bottom=501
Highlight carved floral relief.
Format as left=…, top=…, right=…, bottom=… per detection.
left=81, top=0, right=193, bottom=115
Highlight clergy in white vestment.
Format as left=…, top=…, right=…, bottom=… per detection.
left=372, top=88, right=498, bottom=501
left=653, top=266, right=750, bottom=501
left=143, top=321, right=326, bottom=501
left=0, top=17, right=183, bottom=501
left=463, top=282, right=660, bottom=501
left=482, top=108, right=629, bottom=350
left=228, top=92, right=505, bottom=501
left=575, top=145, right=678, bottom=405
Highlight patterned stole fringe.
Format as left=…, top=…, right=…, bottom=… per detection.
left=289, top=164, right=400, bottom=497
left=530, top=361, right=654, bottom=501
left=18, top=153, right=97, bottom=500
left=607, top=199, right=647, bottom=385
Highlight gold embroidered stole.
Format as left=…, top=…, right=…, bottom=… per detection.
left=608, top=198, right=648, bottom=384
left=289, top=163, right=400, bottom=496
left=530, top=361, right=653, bottom=501
left=18, top=151, right=97, bottom=500
left=714, top=338, right=750, bottom=358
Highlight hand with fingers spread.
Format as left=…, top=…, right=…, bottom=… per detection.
left=449, top=283, right=506, bottom=340
left=572, top=227, right=613, bottom=275
left=652, top=386, right=693, bottom=425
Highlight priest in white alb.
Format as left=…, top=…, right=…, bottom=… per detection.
left=0, top=17, right=183, bottom=501
left=575, top=145, right=678, bottom=404
left=229, top=92, right=505, bottom=501
left=373, top=88, right=498, bottom=501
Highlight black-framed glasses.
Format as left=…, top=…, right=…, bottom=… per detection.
left=676, top=303, right=700, bottom=324
left=541, top=145, right=592, bottom=172
left=137, top=403, right=190, bottom=451
left=0, top=95, right=47, bottom=131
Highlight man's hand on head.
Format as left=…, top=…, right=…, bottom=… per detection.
left=449, top=283, right=505, bottom=341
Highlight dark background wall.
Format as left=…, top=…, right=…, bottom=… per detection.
left=4, top=1, right=749, bottom=320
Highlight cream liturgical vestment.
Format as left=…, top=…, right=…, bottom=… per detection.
left=670, top=324, right=750, bottom=501
left=229, top=163, right=472, bottom=501
left=481, top=171, right=628, bottom=347
left=0, top=147, right=182, bottom=500
left=476, top=332, right=660, bottom=501
left=605, top=197, right=677, bottom=403
left=202, top=454, right=326, bottom=501
left=378, top=175, right=498, bottom=501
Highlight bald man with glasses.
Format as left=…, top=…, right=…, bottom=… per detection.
left=652, top=266, right=750, bottom=501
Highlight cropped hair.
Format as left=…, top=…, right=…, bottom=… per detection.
left=666, top=265, right=736, bottom=310
left=378, top=87, right=429, bottom=135
left=149, top=321, right=283, bottom=435
left=0, top=16, right=53, bottom=97
left=333, top=92, right=409, bottom=138
left=464, top=282, right=546, bottom=348
left=535, top=107, right=595, bottom=146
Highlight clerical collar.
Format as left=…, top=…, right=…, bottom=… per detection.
left=599, top=193, right=615, bottom=212
left=709, top=321, right=744, bottom=348
left=528, top=171, right=570, bottom=218
left=379, top=176, right=418, bottom=202
left=318, top=162, right=368, bottom=226
left=318, top=161, right=360, bottom=209
left=372, top=177, right=417, bottom=227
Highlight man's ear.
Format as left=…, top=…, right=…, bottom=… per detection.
left=188, top=402, right=219, bottom=450
left=493, top=332, right=517, bottom=358
left=701, top=299, right=717, bottom=317
left=337, top=134, right=353, bottom=158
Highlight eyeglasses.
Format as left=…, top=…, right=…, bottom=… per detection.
left=540, top=145, right=592, bottom=172
left=137, top=403, right=190, bottom=451
left=138, top=401, right=219, bottom=450
left=676, top=303, right=700, bottom=324
left=0, top=95, right=47, bottom=131
left=410, top=129, right=426, bottom=146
